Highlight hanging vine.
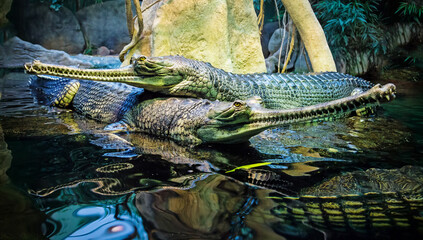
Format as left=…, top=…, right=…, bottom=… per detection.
left=119, top=0, right=162, bottom=62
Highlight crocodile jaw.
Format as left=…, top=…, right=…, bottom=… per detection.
left=24, top=60, right=183, bottom=93
left=197, top=84, right=396, bottom=144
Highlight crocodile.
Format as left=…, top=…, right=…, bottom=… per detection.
left=25, top=55, right=376, bottom=109
left=229, top=166, right=423, bottom=237
left=270, top=166, right=423, bottom=237
left=29, top=76, right=395, bottom=145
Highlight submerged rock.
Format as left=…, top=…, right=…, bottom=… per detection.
left=341, top=116, right=412, bottom=150
left=250, top=115, right=413, bottom=158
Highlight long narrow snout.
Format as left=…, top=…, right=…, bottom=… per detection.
left=24, top=61, right=140, bottom=82
left=198, top=84, right=396, bottom=144
left=250, top=83, right=396, bottom=127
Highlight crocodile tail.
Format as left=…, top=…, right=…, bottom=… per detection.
left=28, top=75, right=80, bottom=108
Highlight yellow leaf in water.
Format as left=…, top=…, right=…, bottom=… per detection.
left=327, top=148, right=339, bottom=153
left=226, top=162, right=272, bottom=173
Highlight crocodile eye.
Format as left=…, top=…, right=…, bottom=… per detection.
left=138, top=56, right=147, bottom=61
left=233, top=101, right=242, bottom=108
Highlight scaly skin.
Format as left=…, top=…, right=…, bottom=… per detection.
left=29, top=76, right=395, bottom=145
left=25, top=56, right=375, bottom=109
left=267, top=166, right=423, bottom=234
left=223, top=165, right=423, bottom=235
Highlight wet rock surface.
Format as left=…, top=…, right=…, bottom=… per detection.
left=0, top=37, right=121, bottom=69
left=0, top=37, right=91, bottom=68
left=251, top=116, right=412, bottom=153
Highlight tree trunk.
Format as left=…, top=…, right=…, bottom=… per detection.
left=281, top=0, right=336, bottom=72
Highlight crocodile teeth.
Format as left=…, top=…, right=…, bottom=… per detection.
left=386, top=95, right=390, bottom=101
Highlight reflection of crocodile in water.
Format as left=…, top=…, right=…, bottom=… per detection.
left=25, top=55, right=378, bottom=109
left=29, top=75, right=395, bottom=145
left=242, top=165, right=423, bottom=237
left=29, top=159, right=423, bottom=238
left=24, top=124, right=422, bottom=238
left=26, top=132, right=337, bottom=198
left=133, top=166, right=423, bottom=239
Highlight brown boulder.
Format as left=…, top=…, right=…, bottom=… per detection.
left=123, top=0, right=266, bottom=74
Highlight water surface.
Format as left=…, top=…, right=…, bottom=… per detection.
left=1, top=72, right=422, bottom=239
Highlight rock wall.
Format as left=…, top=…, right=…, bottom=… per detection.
left=261, top=22, right=279, bottom=58
left=7, top=0, right=131, bottom=55
left=11, top=3, right=85, bottom=54
left=76, top=0, right=131, bottom=53
left=264, top=26, right=312, bottom=73
left=0, top=0, right=12, bottom=26
left=123, top=0, right=266, bottom=74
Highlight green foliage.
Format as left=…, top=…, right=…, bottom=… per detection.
left=49, top=0, right=64, bottom=11
left=314, top=0, right=386, bottom=58
left=396, top=1, right=423, bottom=23
left=253, top=0, right=285, bottom=23
left=83, top=40, right=94, bottom=55
left=36, top=0, right=104, bottom=12
left=396, top=1, right=423, bottom=16
left=404, top=55, right=417, bottom=64
left=253, top=0, right=283, bottom=11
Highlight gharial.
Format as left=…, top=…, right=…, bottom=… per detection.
left=25, top=55, right=380, bottom=109
left=229, top=165, right=423, bottom=237
left=29, top=75, right=395, bottom=145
